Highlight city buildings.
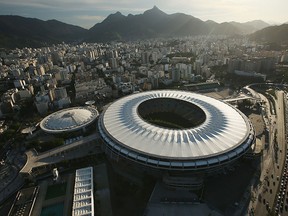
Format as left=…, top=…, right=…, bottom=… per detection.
left=0, top=34, right=286, bottom=215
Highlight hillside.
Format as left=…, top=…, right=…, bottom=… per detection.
left=0, top=15, right=88, bottom=48
left=250, top=24, right=288, bottom=44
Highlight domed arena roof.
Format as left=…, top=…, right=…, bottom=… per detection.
left=40, top=106, right=98, bottom=133
left=98, top=90, right=255, bottom=170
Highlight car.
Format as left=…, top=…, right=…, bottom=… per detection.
left=275, top=207, right=279, bottom=213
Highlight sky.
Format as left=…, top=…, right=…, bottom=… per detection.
left=0, top=0, right=287, bottom=29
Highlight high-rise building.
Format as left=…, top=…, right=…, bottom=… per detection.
left=36, top=65, right=45, bottom=76
left=141, top=52, right=150, bottom=64
left=110, top=58, right=118, bottom=69
left=54, top=87, right=68, bottom=100
left=13, top=80, right=26, bottom=89
left=172, top=68, right=180, bottom=82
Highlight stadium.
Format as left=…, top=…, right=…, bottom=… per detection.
left=98, top=90, right=255, bottom=186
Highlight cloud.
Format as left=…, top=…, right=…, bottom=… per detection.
left=0, top=0, right=140, bottom=11
left=75, top=15, right=105, bottom=22
left=0, top=0, right=288, bottom=26
left=0, top=0, right=59, bottom=9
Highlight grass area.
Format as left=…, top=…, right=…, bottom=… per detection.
left=40, top=202, right=64, bottom=216
left=26, top=137, right=64, bottom=153
left=45, top=183, right=67, bottom=200
left=146, top=112, right=193, bottom=129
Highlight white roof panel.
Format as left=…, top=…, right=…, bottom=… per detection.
left=102, top=90, right=251, bottom=160
left=100, top=90, right=254, bottom=169
left=72, top=167, right=94, bottom=216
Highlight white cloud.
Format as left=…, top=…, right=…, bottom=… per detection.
left=0, top=0, right=56, bottom=9
left=0, top=0, right=141, bottom=11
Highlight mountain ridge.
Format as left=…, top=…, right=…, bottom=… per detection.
left=87, top=7, right=269, bottom=42
left=0, top=15, right=88, bottom=48
left=0, top=7, right=280, bottom=49
left=250, top=24, right=288, bottom=44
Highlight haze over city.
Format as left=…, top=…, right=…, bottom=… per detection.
left=0, top=0, right=287, bottom=28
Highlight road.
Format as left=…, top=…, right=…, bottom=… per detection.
left=20, top=133, right=100, bottom=174
left=248, top=90, right=286, bottom=215
left=0, top=133, right=101, bottom=205
left=243, top=86, right=262, bottom=102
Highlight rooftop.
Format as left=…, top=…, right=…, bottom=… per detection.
left=72, top=166, right=94, bottom=216
left=40, top=106, right=98, bottom=133
left=100, top=90, right=254, bottom=161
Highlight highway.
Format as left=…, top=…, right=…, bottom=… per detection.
left=20, top=133, right=100, bottom=174
left=247, top=90, right=287, bottom=215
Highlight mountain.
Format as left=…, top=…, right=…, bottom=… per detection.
left=0, top=7, right=272, bottom=48
left=88, top=6, right=171, bottom=41
left=244, top=20, right=270, bottom=30
left=0, top=15, right=88, bottom=48
left=87, top=6, right=269, bottom=42
left=250, top=24, right=288, bottom=44
left=228, top=20, right=270, bottom=34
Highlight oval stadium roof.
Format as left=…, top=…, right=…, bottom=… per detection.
left=99, top=90, right=255, bottom=169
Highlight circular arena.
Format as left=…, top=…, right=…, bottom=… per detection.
left=40, top=106, right=98, bottom=134
left=98, top=90, right=255, bottom=172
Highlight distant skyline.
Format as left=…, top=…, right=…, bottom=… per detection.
left=0, top=0, right=287, bottom=29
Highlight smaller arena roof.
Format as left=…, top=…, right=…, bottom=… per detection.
left=40, top=107, right=98, bottom=133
